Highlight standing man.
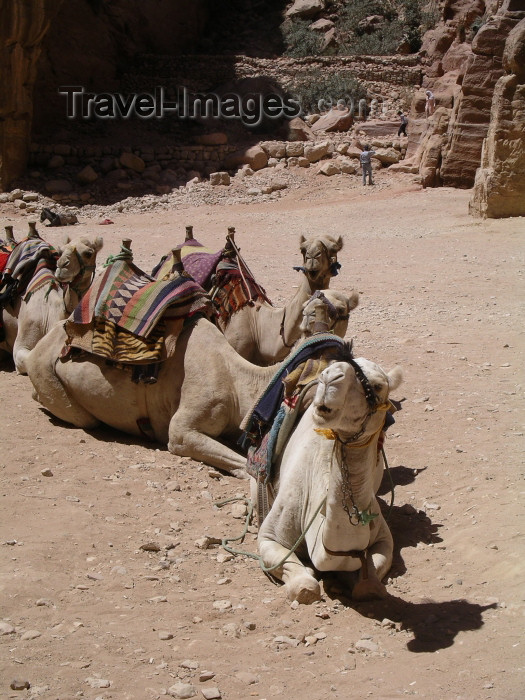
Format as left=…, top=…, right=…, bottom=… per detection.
left=360, top=145, right=376, bottom=186
left=397, top=110, right=408, bottom=137
left=425, top=90, right=435, bottom=117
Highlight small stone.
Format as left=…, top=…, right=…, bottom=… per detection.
left=235, top=671, right=258, bottom=685
left=355, top=639, right=378, bottom=652
left=66, top=496, right=80, bottom=502
left=35, top=598, right=53, bottom=607
left=199, top=671, right=216, bottom=682
left=195, top=535, right=221, bottom=550
left=201, top=688, right=221, bottom=700
left=424, top=502, right=441, bottom=511
left=0, top=621, right=16, bottom=635
left=148, top=596, right=168, bottom=603
left=244, top=621, right=256, bottom=631
left=140, top=542, right=161, bottom=552
left=159, top=631, right=174, bottom=640
left=212, top=599, right=232, bottom=611
left=76, top=584, right=89, bottom=590
left=273, top=635, right=300, bottom=647
left=40, top=468, right=53, bottom=477
left=381, top=618, right=395, bottom=628
left=217, top=577, right=231, bottom=585
left=216, top=552, right=233, bottom=563
left=86, top=677, right=111, bottom=688
left=168, top=682, right=197, bottom=698
left=21, top=629, right=41, bottom=640
left=10, top=679, right=30, bottom=690
left=180, top=660, right=199, bottom=670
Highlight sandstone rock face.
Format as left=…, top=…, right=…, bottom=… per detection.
left=440, top=1, right=524, bottom=187
left=470, top=18, right=525, bottom=218
left=286, top=117, right=314, bottom=142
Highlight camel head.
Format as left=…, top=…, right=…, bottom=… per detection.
left=55, top=235, right=103, bottom=284
left=312, top=354, right=402, bottom=439
left=299, top=234, right=343, bottom=290
left=299, top=289, right=359, bottom=338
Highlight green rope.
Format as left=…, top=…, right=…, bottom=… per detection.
left=214, top=495, right=327, bottom=578
left=103, top=245, right=133, bottom=267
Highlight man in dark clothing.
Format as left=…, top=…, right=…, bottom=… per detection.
left=397, top=110, right=408, bottom=137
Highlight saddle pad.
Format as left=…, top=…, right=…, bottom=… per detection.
left=3, top=238, right=58, bottom=281
left=23, top=259, right=60, bottom=301
left=67, top=258, right=211, bottom=339
left=153, top=238, right=223, bottom=288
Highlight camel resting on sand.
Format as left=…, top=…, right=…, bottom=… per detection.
left=26, top=289, right=357, bottom=478
left=219, top=233, right=344, bottom=365
left=1, top=234, right=103, bottom=374
left=256, top=350, right=402, bottom=604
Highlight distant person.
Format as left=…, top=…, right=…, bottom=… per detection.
left=425, top=90, right=435, bottom=117
left=359, top=145, right=376, bottom=186
left=397, top=110, right=408, bottom=137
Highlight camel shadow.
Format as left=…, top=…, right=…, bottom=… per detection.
left=324, top=590, right=497, bottom=653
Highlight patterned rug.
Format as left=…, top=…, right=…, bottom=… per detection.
left=24, top=259, right=60, bottom=301
left=65, top=256, right=211, bottom=363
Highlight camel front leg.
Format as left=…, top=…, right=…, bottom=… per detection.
left=352, top=516, right=393, bottom=601
left=258, top=536, right=321, bottom=604
left=167, top=422, right=247, bottom=478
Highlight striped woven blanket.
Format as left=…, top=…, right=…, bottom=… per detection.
left=3, top=238, right=58, bottom=283
left=24, top=259, right=60, bottom=301
left=67, top=257, right=211, bottom=339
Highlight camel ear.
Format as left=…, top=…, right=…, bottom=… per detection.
left=93, top=236, right=104, bottom=252
left=299, top=234, right=307, bottom=253
left=333, top=235, right=343, bottom=252
left=387, top=366, right=403, bottom=392
left=62, top=234, right=71, bottom=245
left=347, top=290, right=359, bottom=311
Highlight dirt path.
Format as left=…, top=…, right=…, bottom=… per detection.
left=1, top=178, right=523, bottom=700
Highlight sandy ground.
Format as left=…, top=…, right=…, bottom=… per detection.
left=1, top=173, right=524, bottom=700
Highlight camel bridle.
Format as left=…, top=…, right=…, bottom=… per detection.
left=59, top=246, right=97, bottom=313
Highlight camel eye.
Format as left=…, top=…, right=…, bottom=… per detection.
left=373, top=383, right=383, bottom=392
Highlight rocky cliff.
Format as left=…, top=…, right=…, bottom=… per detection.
left=470, top=16, right=525, bottom=217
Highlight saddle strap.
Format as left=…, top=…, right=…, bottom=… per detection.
left=257, top=478, right=270, bottom=528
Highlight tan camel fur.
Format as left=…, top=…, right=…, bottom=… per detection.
left=26, top=289, right=357, bottom=478
left=1, top=235, right=103, bottom=374
left=222, top=234, right=343, bottom=365
left=256, top=358, right=403, bottom=604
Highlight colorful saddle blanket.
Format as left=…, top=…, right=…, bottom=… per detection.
left=152, top=238, right=223, bottom=288
left=65, top=256, right=211, bottom=364
left=153, top=237, right=271, bottom=325
left=24, top=259, right=60, bottom=301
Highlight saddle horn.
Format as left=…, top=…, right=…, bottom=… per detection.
left=185, top=225, right=194, bottom=241
left=28, top=221, right=40, bottom=239
left=224, top=226, right=236, bottom=256
left=4, top=225, right=15, bottom=242
left=170, top=247, right=184, bottom=274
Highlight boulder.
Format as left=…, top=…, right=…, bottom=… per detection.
left=119, top=152, right=146, bottom=173
left=286, top=0, right=325, bottom=20
left=223, top=145, right=268, bottom=171
left=209, top=171, right=230, bottom=186
left=317, top=161, right=341, bottom=176
left=286, top=117, right=314, bottom=142
left=285, top=142, right=304, bottom=157
left=311, top=107, right=353, bottom=133
left=261, top=141, right=286, bottom=159
left=309, top=18, right=334, bottom=32
left=304, top=141, right=331, bottom=163
left=76, top=165, right=98, bottom=184
left=48, top=155, right=65, bottom=169
left=372, top=148, right=401, bottom=165
left=336, top=158, right=357, bottom=174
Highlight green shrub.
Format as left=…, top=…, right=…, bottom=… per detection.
left=291, top=70, right=368, bottom=114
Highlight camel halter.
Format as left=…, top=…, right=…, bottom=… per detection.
left=61, top=247, right=97, bottom=313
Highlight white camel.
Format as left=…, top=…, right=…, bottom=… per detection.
left=26, top=288, right=357, bottom=477
left=217, top=233, right=344, bottom=365
left=1, top=235, right=103, bottom=374
left=256, top=354, right=403, bottom=604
